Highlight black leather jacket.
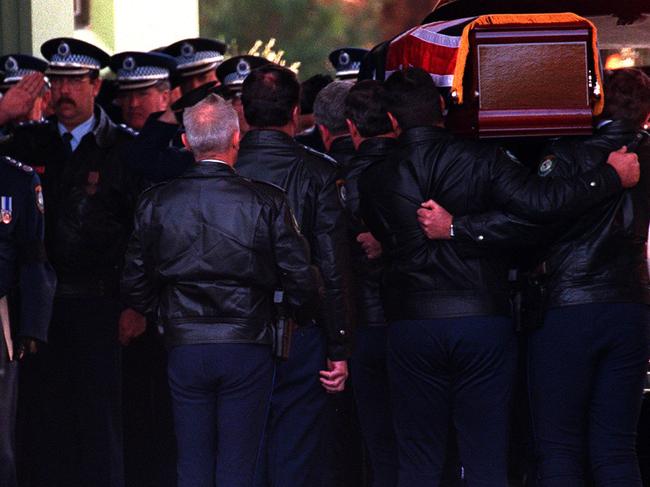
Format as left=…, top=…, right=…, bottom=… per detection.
left=454, top=121, right=650, bottom=307
left=340, top=137, right=398, bottom=326
left=328, top=135, right=356, bottom=169
left=0, top=107, right=138, bottom=296
left=237, top=129, right=353, bottom=360
left=121, top=161, right=321, bottom=348
left=360, top=126, right=624, bottom=321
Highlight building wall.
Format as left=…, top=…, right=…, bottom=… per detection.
left=0, top=0, right=198, bottom=57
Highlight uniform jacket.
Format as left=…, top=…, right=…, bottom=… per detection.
left=359, top=126, right=624, bottom=322
left=237, top=129, right=354, bottom=360
left=452, top=121, right=650, bottom=308
left=121, top=160, right=322, bottom=348
left=0, top=157, right=56, bottom=342
left=328, top=135, right=356, bottom=170
left=339, top=137, right=398, bottom=326
left=0, top=107, right=138, bottom=296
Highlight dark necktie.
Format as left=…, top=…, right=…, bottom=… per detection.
left=62, top=132, right=73, bottom=157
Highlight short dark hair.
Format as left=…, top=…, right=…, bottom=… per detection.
left=602, top=68, right=650, bottom=128
left=383, top=67, right=442, bottom=130
left=300, top=74, right=332, bottom=115
left=242, top=65, right=300, bottom=128
left=344, top=80, right=392, bottom=137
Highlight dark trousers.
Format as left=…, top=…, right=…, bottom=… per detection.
left=388, top=315, right=518, bottom=487
left=350, top=325, right=398, bottom=487
left=0, top=337, right=18, bottom=487
left=256, top=322, right=330, bottom=487
left=528, top=303, right=650, bottom=487
left=168, top=343, right=274, bottom=487
left=123, top=325, right=176, bottom=487
left=25, top=296, right=124, bottom=487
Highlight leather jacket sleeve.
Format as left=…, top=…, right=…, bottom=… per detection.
left=488, top=148, right=622, bottom=222
left=313, top=170, right=354, bottom=361
left=452, top=211, right=549, bottom=249
left=270, top=194, right=324, bottom=313
left=121, top=196, right=159, bottom=316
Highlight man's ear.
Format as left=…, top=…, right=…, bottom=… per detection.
left=91, top=77, right=102, bottom=98
left=232, top=130, right=240, bottom=151
left=181, top=132, right=190, bottom=150
left=292, top=105, right=300, bottom=126
left=387, top=112, right=400, bottom=134
left=346, top=118, right=358, bottom=138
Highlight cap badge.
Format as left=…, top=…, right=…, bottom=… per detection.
left=338, top=51, right=350, bottom=67
left=4, top=56, right=18, bottom=73
left=57, top=41, right=71, bottom=58
left=122, top=56, right=136, bottom=71
left=181, top=43, right=195, bottom=58
left=236, top=60, right=250, bottom=77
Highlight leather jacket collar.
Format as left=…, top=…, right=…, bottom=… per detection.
left=358, top=136, right=398, bottom=157
left=182, top=160, right=236, bottom=178
left=242, top=128, right=296, bottom=147
left=399, top=126, right=447, bottom=145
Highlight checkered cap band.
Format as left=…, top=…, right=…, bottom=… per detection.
left=175, top=50, right=224, bottom=70
left=117, top=65, right=170, bottom=81
left=2, top=68, right=39, bottom=84
left=50, top=53, right=101, bottom=70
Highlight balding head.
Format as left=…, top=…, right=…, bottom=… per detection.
left=182, top=94, right=240, bottom=162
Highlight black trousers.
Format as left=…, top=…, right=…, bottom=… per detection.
left=388, top=315, right=518, bottom=487
left=0, top=334, right=18, bottom=487
left=528, top=303, right=650, bottom=487
left=27, top=296, right=124, bottom=487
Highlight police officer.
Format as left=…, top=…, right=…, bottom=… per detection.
left=0, top=154, right=56, bottom=487
left=161, top=37, right=226, bottom=94
left=358, top=67, right=640, bottom=487
left=121, top=94, right=321, bottom=487
left=342, top=80, right=399, bottom=487
left=313, top=80, right=356, bottom=168
left=109, top=51, right=177, bottom=131
left=237, top=64, right=353, bottom=487
left=0, top=37, right=140, bottom=487
left=122, top=55, right=272, bottom=184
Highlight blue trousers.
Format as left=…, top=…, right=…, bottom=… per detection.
left=388, top=315, right=518, bottom=487
left=350, top=325, right=398, bottom=487
left=0, top=338, right=18, bottom=487
left=528, top=303, right=650, bottom=487
left=256, top=322, right=329, bottom=487
left=168, top=343, right=274, bottom=487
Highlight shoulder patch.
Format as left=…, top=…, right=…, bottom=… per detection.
left=538, top=156, right=557, bottom=177
left=1, top=156, right=33, bottom=174
left=34, top=184, right=45, bottom=213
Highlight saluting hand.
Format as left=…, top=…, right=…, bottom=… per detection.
left=0, top=72, right=45, bottom=124
left=319, top=359, right=348, bottom=393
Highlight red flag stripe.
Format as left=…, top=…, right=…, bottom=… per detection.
left=386, top=36, right=459, bottom=75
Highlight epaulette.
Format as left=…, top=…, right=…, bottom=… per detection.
left=1, top=155, right=34, bottom=174
left=15, top=119, right=51, bottom=129
left=118, top=123, right=139, bottom=137
left=301, top=144, right=339, bottom=167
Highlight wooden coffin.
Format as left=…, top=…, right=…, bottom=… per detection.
left=447, top=21, right=600, bottom=138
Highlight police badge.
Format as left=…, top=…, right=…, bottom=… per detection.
left=538, top=156, right=557, bottom=177
left=1, top=196, right=12, bottom=224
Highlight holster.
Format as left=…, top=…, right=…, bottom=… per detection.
left=509, top=265, right=548, bottom=332
left=272, top=290, right=294, bottom=361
